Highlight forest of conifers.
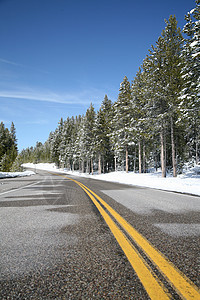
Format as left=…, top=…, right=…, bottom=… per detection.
left=16, top=2, right=200, bottom=177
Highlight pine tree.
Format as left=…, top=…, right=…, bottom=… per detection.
left=131, top=68, right=150, bottom=173
left=73, top=115, right=84, bottom=171
left=95, top=95, right=113, bottom=173
left=10, top=122, right=18, bottom=163
left=0, top=122, right=6, bottom=161
left=145, top=16, right=184, bottom=177
left=78, top=104, right=96, bottom=173
left=0, top=122, right=18, bottom=171
left=111, top=76, right=132, bottom=172
left=49, top=118, right=63, bottom=167
left=180, top=0, right=200, bottom=164
left=78, top=115, right=87, bottom=172
left=85, top=103, right=96, bottom=173
left=162, top=16, right=184, bottom=176
left=10, top=122, right=17, bottom=148
left=11, top=155, right=23, bottom=172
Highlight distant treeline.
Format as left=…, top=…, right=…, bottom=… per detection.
left=20, top=3, right=200, bottom=177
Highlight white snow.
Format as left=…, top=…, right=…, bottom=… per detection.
left=192, top=52, right=200, bottom=58
left=0, top=170, right=35, bottom=179
left=190, top=40, right=198, bottom=48
left=22, top=163, right=200, bottom=197
left=189, top=8, right=195, bottom=14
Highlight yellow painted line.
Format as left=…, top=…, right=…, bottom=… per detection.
left=69, top=178, right=200, bottom=300
left=50, top=172, right=200, bottom=299
left=80, top=184, right=170, bottom=300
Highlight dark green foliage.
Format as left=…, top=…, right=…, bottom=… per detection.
left=95, top=95, right=113, bottom=172
left=180, top=0, right=200, bottom=164
left=0, top=122, right=18, bottom=171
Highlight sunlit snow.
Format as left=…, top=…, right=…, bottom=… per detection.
left=22, top=163, right=200, bottom=196
left=0, top=170, right=35, bottom=178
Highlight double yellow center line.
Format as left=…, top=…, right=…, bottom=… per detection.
left=53, top=173, right=200, bottom=299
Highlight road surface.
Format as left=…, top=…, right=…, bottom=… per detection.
left=0, top=169, right=200, bottom=299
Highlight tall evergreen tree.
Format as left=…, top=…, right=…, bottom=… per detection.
left=131, top=68, right=149, bottom=173
left=146, top=16, right=184, bottom=177
left=161, top=16, right=184, bottom=176
left=50, top=118, right=63, bottom=167
left=95, top=95, right=113, bottom=173
left=10, top=122, right=18, bottom=163
left=112, top=76, right=132, bottom=172
left=0, top=122, right=18, bottom=171
left=79, top=104, right=96, bottom=173
left=180, top=0, right=200, bottom=164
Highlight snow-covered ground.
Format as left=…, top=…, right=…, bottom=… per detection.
left=22, top=163, right=200, bottom=197
left=0, top=170, right=35, bottom=179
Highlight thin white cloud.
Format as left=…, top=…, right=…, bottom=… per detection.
left=25, top=119, right=49, bottom=125
left=0, top=87, right=104, bottom=105
left=0, top=58, right=23, bottom=67
left=0, top=57, right=51, bottom=75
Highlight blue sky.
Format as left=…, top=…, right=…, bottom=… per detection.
left=0, top=0, right=194, bottom=151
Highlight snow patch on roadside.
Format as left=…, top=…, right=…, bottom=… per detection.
left=23, top=163, right=200, bottom=197
left=0, top=170, right=35, bottom=179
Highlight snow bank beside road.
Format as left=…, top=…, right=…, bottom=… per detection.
left=23, top=163, right=200, bottom=197
left=89, top=171, right=200, bottom=196
left=0, top=170, right=35, bottom=179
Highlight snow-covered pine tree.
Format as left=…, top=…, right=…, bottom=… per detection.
left=0, top=122, right=18, bottom=171
left=100, top=95, right=114, bottom=172
left=161, top=16, right=184, bottom=177
left=146, top=38, right=168, bottom=177
left=73, top=115, right=84, bottom=171
left=79, top=104, right=96, bottom=173
left=145, top=16, right=184, bottom=177
left=140, top=56, right=161, bottom=173
left=131, top=68, right=151, bottom=173
left=95, top=95, right=113, bottom=174
left=49, top=118, right=63, bottom=167
left=78, top=115, right=87, bottom=172
left=70, top=115, right=82, bottom=171
left=10, top=122, right=18, bottom=149
left=112, top=76, right=132, bottom=172
left=180, top=0, right=200, bottom=164
left=59, top=117, right=71, bottom=169
left=9, top=122, right=18, bottom=164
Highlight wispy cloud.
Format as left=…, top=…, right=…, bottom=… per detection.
left=24, top=119, right=49, bottom=125
left=0, top=87, right=105, bottom=106
left=0, top=58, right=23, bottom=67
left=0, top=57, right=51, bottom=75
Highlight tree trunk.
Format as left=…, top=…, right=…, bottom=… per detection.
left=126, top=145, right=128, bottom=173
left=102, top=157, right=105, bottom=173
left=155, top=153, right=158, bottom=171
left=86, top=159, right=90, bottom=174
left=114, top=155, right=117, bottom=172
left=134, top=147, right=136, bottom=173
left=160, top=128, right=166, bottom=177
left=82, top=160, right=84, bottom=173
left=91, top=158, right=93, bottom=175
left=196, top=141, right=199, bottom=165
left=170, top=116, right=177, bottom=177
left=164, top=134, right=167, bottom=173
left=143, top=141, right=146, bottom=173
left=79, top=159, right=81, bottom=171
left=98, top=154, right=102, bottom=174
left=138, top=140, right=142, bottom=174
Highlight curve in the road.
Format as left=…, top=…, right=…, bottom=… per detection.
left=52, top=173, right=200, bottom=300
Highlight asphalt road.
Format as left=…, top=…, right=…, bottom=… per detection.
left=0, top=169, right=199, bottom=299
